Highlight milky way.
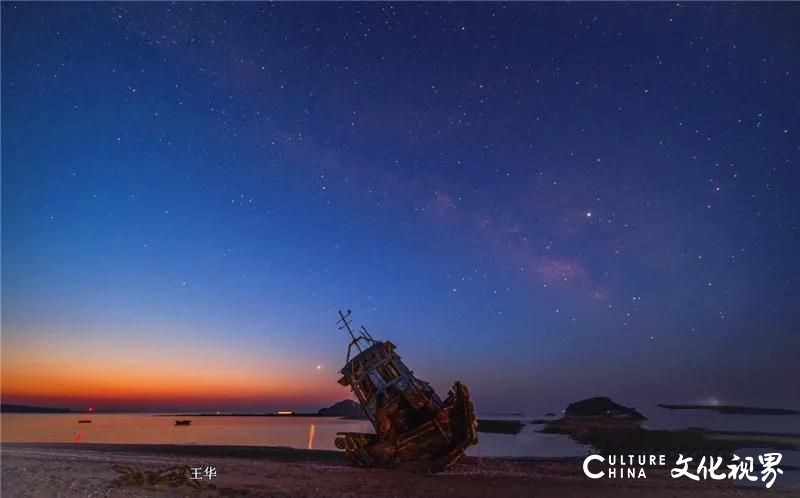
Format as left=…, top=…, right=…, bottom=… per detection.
left=2, top=3, right=798, bottom=411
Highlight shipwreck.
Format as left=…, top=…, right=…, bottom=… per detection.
left=333, top=310, right=478, bottom=472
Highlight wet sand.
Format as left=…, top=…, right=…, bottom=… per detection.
left=1, top=443, right=794, bottom=497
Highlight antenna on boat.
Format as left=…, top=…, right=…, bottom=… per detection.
left=337, top=309, right=362, bottom=352
left=359, top=325, right=374, bottom=342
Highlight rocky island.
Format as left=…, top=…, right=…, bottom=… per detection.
left=540, top=396, right=800, bottom=455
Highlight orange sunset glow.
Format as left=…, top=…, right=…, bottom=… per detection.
left=2, top=327, right=348, bottom=411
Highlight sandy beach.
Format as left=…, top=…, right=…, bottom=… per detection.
left=2, top=443, right=794, bottom=497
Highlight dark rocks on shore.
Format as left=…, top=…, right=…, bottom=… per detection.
left=476, top=419, right=524, bottom=435
left=317, top=399, right=367, bottom=419
left=540, top=396, right=799, bottom=455
left=564, top=397, right=647, bottom=421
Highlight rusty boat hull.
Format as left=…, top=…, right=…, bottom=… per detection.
left=333, top=310, right=479, bottom=472
left=334, top=381, right=478, bottom=472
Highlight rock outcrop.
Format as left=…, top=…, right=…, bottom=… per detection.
left=564, top=396, right=647, bottom=421
left=318, top=399, right=367, bottom=418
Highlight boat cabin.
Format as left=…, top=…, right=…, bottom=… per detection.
left=336, top=310, right=442, bottom=427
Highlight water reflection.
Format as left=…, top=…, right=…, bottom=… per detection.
left=307, top=423, right=316, bottom=449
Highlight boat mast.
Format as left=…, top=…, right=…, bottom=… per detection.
left=337, top=309, right=362, bottom=353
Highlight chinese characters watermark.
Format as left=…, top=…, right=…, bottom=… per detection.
left=671, top=453, right=783, bottom=488
left=189, top=466, right=218, bottom=481
left=583, top=452, right=784, bottom=488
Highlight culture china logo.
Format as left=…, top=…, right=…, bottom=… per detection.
left=583, top=453, right=784, bottom=488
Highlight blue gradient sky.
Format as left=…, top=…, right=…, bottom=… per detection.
left=2, top=3, right=799, bottom=412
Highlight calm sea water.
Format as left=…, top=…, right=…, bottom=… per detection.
left=0, top=413, right=588, bottom=458
left=638, top=404, right=800, bottom=434
left=3, top=408, right=798, bottom=460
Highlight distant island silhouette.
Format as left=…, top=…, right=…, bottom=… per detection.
left=658, top=403, right=800, bottom=415
left=316, top=399, right=366, bottom=418
left=1, top=404, right=72, bottom=413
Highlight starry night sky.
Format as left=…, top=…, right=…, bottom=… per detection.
left=2, top=3, right=799, bottom=412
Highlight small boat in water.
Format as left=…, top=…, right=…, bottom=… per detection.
left=174, top=420, right=192, bottom=426
left=78, top=419, right=92, bottom=423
